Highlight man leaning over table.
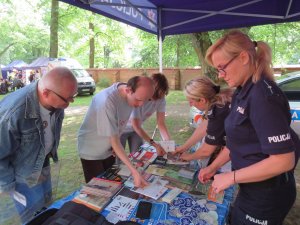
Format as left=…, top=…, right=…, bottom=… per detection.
left=0, top=67, right=78, bottom=223
left=77, top=76, right=154, bottom=188
left=120, top=73, right=171, bottom=155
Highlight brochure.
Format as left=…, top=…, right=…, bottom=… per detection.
left=81, top=177, right=122, bottom=198
left=157, top=140, right=175, bottom=152
left=105, top=195, right=138, bottom=223
left=131, top=176, right=169, bottom=200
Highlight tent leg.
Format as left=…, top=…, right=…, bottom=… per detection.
left=159, top=33, right=163, bottom=73
left=158, top=7, right=163, bottom=73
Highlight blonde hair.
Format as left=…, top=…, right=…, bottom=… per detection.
left=206, top=30, right=274, bottom=83
left=184, top=76, right=233, bottom=115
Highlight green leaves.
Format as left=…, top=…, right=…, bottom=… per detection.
left=0, top=1, right=299, bottom=68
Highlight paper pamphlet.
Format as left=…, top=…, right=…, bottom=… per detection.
left=106, top=195, right=138, bottom=222
left=81, top=177, right=122, bottom=197
left=158, top=140, right=175, bottom=152
left=132, top=176, right=168, bottom=200
left=207, top=185, right=224, bottom=204
left=117, top=164, right=131, bottom=177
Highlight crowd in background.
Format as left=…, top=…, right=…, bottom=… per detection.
left=0, top=69, right=40, bottom=94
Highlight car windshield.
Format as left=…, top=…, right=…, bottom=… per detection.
left=279, top=79, right=300, bottom=91
left=71, top=69, right=90, bottom=78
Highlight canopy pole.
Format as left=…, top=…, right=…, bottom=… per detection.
left=158, top=7, right=163, bottom=73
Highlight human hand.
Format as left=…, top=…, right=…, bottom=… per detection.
left=179, top=152, right=191, bottom=161
left=174, top=146, right=186, bottom=155
left=198, top=166, right=217, bottom=184
left=211, top=172, right=234, bottom=194
left=154, top=144, right=166, bottom=156
left=132, top=171, right=148, bottom=188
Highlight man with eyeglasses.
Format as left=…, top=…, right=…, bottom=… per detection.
left=0, top=67, right=77, bottom=223
left=78, top=76, right=154, bottom=188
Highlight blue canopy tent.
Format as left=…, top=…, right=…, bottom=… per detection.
left=59, top=0, right=300, bottom=71
left=1, top=60, right=28, bottom=79
left=26, top=57, right=56, bottom=69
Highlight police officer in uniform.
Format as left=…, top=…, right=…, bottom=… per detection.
left=175, top=76, right=233, bottom=165
left=200, top=30, right=299, bottom=225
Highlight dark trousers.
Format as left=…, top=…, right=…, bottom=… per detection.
left=80, top=156, right=115, bottom=183
left=120, top=131, right=143, bottom=153
left=229, top=172, right=296, bottom=225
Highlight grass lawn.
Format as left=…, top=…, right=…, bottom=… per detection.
left=1, top=87, right=299, bottom=225
left=0, top=94, right=6, bottom=101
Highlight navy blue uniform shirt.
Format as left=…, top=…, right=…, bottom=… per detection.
left=205, top=102, right=230, bottom=146
left=225, top=76, right=299, bottom=170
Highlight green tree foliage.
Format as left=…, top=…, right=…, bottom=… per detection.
left=0, top=0, right=50, bottom=64
left=250, top=23, right=300, bottom=65
left=0, top=0, right=300, bottom=69
left=0, top=0, right=128, bottom=68
left=56, top=3, right=129, bottom=68
left=132, top=31, right=198, bottom=68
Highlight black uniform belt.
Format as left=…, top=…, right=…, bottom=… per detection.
left=239, top=171, right=293, bottom=189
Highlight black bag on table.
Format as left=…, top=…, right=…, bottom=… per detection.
left=26, top=201, right=140, bottom=225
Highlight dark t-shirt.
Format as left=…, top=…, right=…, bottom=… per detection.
left=225, top=76, right=300, bottom=170
left=205, top=102, right=230, bottom=146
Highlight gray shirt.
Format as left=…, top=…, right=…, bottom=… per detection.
left=78, top=83, right=133, bottom=160
left=123, top=97, right=166, bottom=133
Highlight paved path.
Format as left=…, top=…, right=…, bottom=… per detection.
left=65, top=103, right=190, bottom=117
left=65, top=106, right=88, bottom=116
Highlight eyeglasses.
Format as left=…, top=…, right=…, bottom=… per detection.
left=47, top=89, right=77, bottom=103
left=217, top=55, right=238, bottom=76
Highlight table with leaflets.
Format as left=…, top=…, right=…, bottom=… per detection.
left=48, top=144, right=236, bottom=225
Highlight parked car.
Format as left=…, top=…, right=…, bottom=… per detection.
left=189, top=72, right=300, bottom=137
left=277, top=72, right=300, bottom=137
left=71, top=69, right=96, bottom=95
left=48, top=58, right=96, bottom=95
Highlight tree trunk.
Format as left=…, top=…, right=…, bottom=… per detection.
left=190, top=32, right=217, bottom=80
left=190, top=28, right=251, bottom=82
left=176, top=38, right=180, bottom=67
left=49, top=0, right=59, bottom=58
left=0, top=43, right=16, bottom=58
left=89, top=21, right=95, bottom=68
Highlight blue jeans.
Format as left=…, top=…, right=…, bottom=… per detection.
left=12, top=159, right=52, bottom=223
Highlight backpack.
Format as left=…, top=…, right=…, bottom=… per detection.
left=26, top=201, right=140, bottom=225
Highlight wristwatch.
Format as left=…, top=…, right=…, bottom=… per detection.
left=149, top=139, right=155, bottom=145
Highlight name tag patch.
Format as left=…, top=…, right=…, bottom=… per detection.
left=268, top=133, right=291, bottom=143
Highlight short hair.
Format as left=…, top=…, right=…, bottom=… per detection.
left=127, top=76, right=141, bottom=93
left=151, top=73, right=169, bottom=100
left=206, top=29, right=273, bottom=82
left=39, top=67, right=77, bottom=91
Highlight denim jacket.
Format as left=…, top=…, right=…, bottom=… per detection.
left=0, top=82, right=64, bottom=193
